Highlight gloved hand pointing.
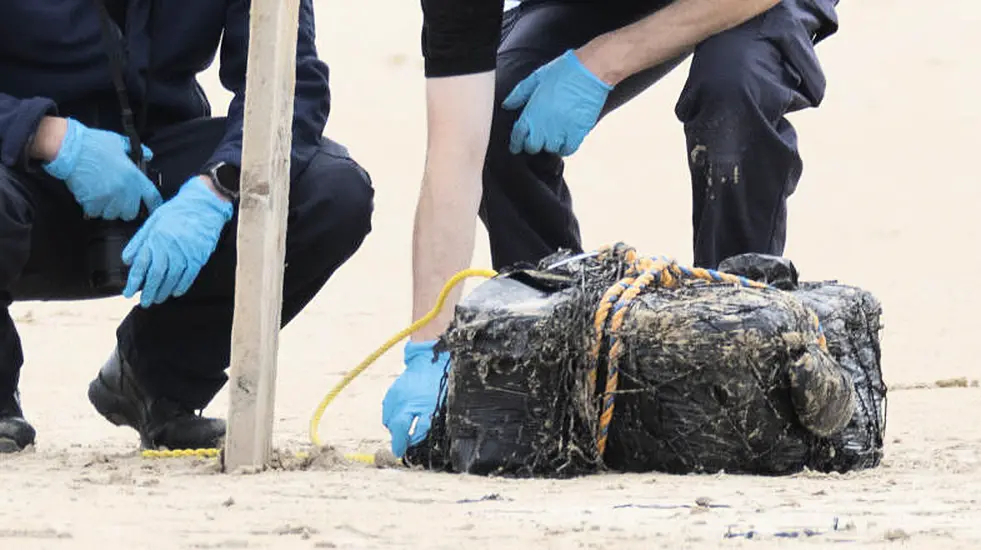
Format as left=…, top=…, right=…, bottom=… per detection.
left=503, top=49, right=613, bottom=157
left=382, top=340, right=451, bottom=458
left=122, top=176, right=234, bottom=308
left=42, top=117, right=162, bottom=221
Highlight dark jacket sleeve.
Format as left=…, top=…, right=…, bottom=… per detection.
left=420, top=0, right=504, bottom=78
left=204, top=0, right=330, bottom=181
left=0, top=94, right=58, bottom=168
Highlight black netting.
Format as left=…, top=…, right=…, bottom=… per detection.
left=404, top=247, right=886, bottom=478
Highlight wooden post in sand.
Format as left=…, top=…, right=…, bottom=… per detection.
left=223, top=0, right=301, bottom=472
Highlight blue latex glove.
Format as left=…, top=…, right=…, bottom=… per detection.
left=42, top=117, right=162, bottom=221
left=122, top=176, right=234, bottom=308
left=382, top=340, right=451, bottom=458
left=502, top=49, right=613, bottom=157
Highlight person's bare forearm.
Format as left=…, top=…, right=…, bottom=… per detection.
left=576, top=0, right=781, bottom=86
left=411, top=72, right=496, bottom=341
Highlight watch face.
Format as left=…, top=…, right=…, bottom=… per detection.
left=214, top=163, right=241, bottom=193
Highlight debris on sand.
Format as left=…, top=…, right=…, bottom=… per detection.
left=267, top=446, right=349, bottom=472
left=890, top=378, right=979, bottom=391
left=0, top=528, right=72, bottom=539
left=883, top=528, right=911, bottom=541
left=613, top=500, right=730, bottom=510
left=249, top=524, right=319, bottom=539
left=935, top=377, right=969, bottom=388
left=372, top=448, right=401, bottom=469
left=457, top=493, right=511, bottom=504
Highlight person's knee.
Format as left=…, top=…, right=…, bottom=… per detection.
left=676, top=38, right=792, bottom=149
left=487, top=49, right=553, bottom=158
left=318, top=160, right=373, bottom=244
left=483, top=51, right=568, bottom=195
left=487, top=66, right=525, bottom=158
left=336, top=159, right=375, bottom=243
left=290, top=146, right=374, bottom=254
left=676, top=60, right=764, bottom=186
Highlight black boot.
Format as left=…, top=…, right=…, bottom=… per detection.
left=0, top=391, right=36, bottom=453
left=87, top=347, right=225, bottom=450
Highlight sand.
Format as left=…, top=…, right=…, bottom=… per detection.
left=2, top=0, right=980, bottom=548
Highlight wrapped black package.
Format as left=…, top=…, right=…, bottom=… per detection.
left=719, top=254, right=887, bottom=472
left=405, top=247, right=886, bottom=478
left=600, top=282, right=854, bottom=475
left=405, top=258, right=616, bottom=477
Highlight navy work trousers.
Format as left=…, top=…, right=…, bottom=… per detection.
left=479, top=0, right=840, bottom=270
left=0, top=117, right=374, bottom=410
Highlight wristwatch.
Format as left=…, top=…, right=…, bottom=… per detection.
left=202, top=161, right=241, bottom=202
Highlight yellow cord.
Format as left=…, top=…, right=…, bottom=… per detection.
left=140, top=448, right=378, bottom=466
left=308, top=268, right=498, bottom=447
left=139, top=267, right=498, bottom=465
left=142, top=448, right=221, bottom=459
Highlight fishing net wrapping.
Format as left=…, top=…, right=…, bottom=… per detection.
left=405, top=250, right=886, bottom=478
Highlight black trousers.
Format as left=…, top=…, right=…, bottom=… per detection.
left=0, top=117, right=374, bottom=410
left=479, top=0, right=839, bottom=270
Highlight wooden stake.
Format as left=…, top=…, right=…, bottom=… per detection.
left=223, top=0, right=301, bottom=473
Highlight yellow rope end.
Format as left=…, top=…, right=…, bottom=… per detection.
left=141, top=448, right=220, bottom=459
left=345, top=453, right=377, bottom=466
left=139, top=447, right=378, bottom=467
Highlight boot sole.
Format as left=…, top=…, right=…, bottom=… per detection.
left=88, top=375, right=154, bottom=449
left=0, top=438, right=24, bottom=453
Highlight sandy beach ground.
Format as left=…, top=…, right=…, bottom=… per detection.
left=2, top=0, right=980, bottom=548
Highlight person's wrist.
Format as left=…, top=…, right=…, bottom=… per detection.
left=200, top=161, right=241, bottom=204
left=30, top=116, right=69, bottom=163
left=404, top=339, right=437, bottom=360
left=573, top=38, right=626, bottom=87
left=404, top=339, right=451, bottom=370
left=197, top=174, right=233, bottom=204
left=38, top=117, right=83, bottom=182
left=187, top=176, right=235, bottom=222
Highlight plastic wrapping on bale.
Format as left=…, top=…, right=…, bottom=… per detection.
left=423, top=277, right=599, bottom=476
left=719, top=253, right=887, bottom=472
left=406, top=262, right=615, bottom=477
left=406, top=247, right=886, bottom=478
left=602, top=283, right=855, bottom=475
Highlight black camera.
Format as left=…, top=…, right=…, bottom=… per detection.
left=86, top=0, right=168, bottom=294
left=84, top=166, right=162, bottom=294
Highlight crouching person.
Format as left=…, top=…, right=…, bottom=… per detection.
left=0, top=0, right=374, bottom=453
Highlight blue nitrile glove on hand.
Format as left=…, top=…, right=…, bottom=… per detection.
left=503, top=49, right=613, bottom=157
left=382, top=340, right=451, bottom=458
left=42, top=117, right=162, bottom=221
left=122, top=176, right=234, bottom=308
